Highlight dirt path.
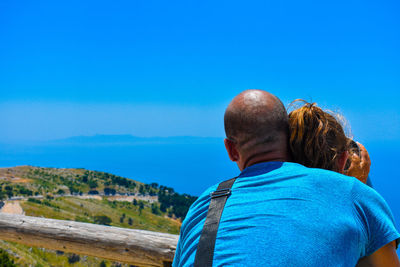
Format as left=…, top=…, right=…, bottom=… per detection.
left=77, top=195, right=102, bottom=200
left=1, top=201, right=24, bottom=215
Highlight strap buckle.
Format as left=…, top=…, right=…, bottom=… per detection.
left=210, top=188, right=231, bottom=199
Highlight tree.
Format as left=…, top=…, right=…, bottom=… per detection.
left=93, top=215, right=112, bottom=226
left=128, top=217, right=133, bottom=225
left=139, top=202, right=144, bottom=215
left=4, top=186, right=12, bottom=191
left=119, top=213, right=125, bottom=223
left=6, top=191, right=13, bottom=198
left=69, top=186, right=79, bottom=195
left=139, top=185, right=146, bottom=195
left=0, top=248, right=16, bottom=266
left=0, top=191, right=6, bottom=201
left=4, top=186, right=13, bottom=198
left=88, top=179, right=98, bottom=189
left=18, top=187, right=33, bottom=196
left=100, top=260, right=107, bottom=267
left=168, top=210, right=174, bottom=218
left=151, top=203, right=161, bottom=215
left=68, top=254, right=80, bottom=263
left=104, top=188, right=116, bottom=196
left=158, top=191, right=197, bottom=220
left=160, top=202, right=168, bottom=213
left=56, top=189, right=65, bottom=195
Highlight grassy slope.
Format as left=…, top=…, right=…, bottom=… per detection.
left=0, top=240, right=109, bottom=267
left=0, top=166, right=188, bottom=266
left=20, top=197, right=181, bottom=234
left=2, top=198, right=181, bottom=266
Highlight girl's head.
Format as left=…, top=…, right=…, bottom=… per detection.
left=288, top=100, right=350, bottom=173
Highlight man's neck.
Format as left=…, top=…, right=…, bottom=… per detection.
left=241, top=149, right=289, bottom=171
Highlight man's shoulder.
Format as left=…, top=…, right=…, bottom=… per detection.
left=274, top=162, right=359, bottom=197
left=180, top=183, right=219, bottom=225
left=285, top=162, right=357, bottom=181
left=177, top=181, right=221, bottom=254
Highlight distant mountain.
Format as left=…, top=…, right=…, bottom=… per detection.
left=48, top=134, right=222, bottom=146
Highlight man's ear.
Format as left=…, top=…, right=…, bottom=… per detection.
left=224, top=138, right=240, bottom=162
left=337, top=151, right=349, bottom=174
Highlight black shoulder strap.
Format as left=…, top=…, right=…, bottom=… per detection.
left=194, top=177, right=237, bottom=267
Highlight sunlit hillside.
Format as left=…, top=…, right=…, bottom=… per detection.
left=0, top=166, right=197, bottom=266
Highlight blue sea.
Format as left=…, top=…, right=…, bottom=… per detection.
left=0, top=135, right=399, bottom=234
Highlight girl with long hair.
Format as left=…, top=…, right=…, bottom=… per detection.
left=288, top=100, right=371, bottom=184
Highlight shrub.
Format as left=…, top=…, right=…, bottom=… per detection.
left=18, top=187, right=33, bottom=196
left=104, top=188, right=116, bottom=196
left=27, top=198, right=41, bottom=204
left=68, top=253, right=80, bottom=263
left=139, top=202, right=144, bottom=215
left=0, top=248, right=16, bottom=266
left=56, top=189, right=65, bottom=195
left=88, top=180, right=98, bottom=189
left=151, top=203, right=161, bottom=215
left=93, top=215, right=112, bottom=226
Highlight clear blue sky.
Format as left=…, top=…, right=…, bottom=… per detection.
left=2, top=1, right=400, bottom=239
left=0, top=0, right=399, bottom=142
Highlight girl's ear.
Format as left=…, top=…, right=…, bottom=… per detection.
left=337, top=150, right=349, bottom=174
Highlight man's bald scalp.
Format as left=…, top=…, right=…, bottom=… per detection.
left=224, top=90, right=288, bottom=152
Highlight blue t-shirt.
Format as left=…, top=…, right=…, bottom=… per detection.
left=173, top=162, right=400, bottom=267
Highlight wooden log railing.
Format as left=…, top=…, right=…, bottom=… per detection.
left=0, top=213, right=179, bottom=267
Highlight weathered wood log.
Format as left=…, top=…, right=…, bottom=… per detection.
left=0, top=213, right=179, bottom=267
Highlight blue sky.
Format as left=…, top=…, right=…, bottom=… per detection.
left=2, top=0, right=400, bottom=240
left=0, top=0, right=399, bottom=142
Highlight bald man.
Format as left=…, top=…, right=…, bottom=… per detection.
left=173, top=90, right=399, bottom=267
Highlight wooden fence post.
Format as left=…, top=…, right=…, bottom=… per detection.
left=0, top=213, right=179, bottom=267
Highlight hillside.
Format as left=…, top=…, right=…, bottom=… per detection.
left=0, top=166, right=197, bottom=266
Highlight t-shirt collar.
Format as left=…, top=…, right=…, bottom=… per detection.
left=239, top=161, right=284, bottom=178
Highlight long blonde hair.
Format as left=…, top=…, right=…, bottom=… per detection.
left=288, top=100, right=350, bottom=172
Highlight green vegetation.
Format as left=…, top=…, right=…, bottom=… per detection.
left=0, top=248, right=16, bottom=267
left=0, top=240, right=120, bottom=267
left=93, top=215, right=112, bottom=226
left=21, top=197, right=182, bottom=233
left=158, top=186, right=197, bottom=220
left=0, top=166, right=196, bottom=220
left=0, top=166, right=198, bottom=266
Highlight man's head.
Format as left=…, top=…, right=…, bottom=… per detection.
left=224, top=89, right=289, bottom=170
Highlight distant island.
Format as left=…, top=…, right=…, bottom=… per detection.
left=50, top=134, right=222, bottom=145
